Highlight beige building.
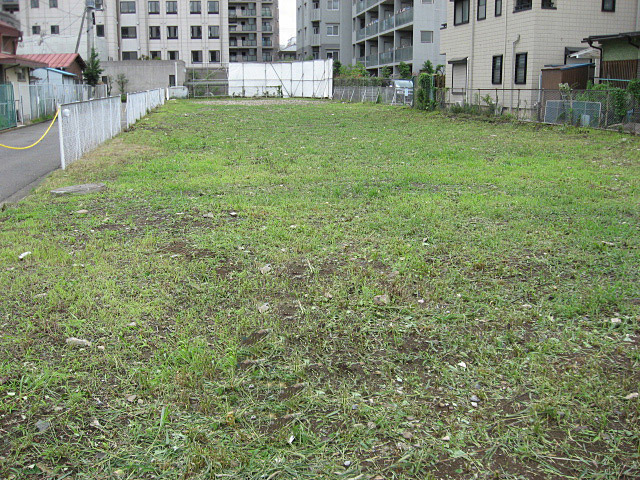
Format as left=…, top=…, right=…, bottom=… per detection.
left=440, top=0, right=640, bottom=105
left=5, top=0, right=278, bottom=68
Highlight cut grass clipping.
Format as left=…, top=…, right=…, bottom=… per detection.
left=1, top=99, right=639, bottom=479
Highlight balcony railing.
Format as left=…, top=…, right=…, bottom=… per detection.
left=356, top=0, right=378, bottom=14
left=365, top=53, right=378, bottom=67
left=394, top=46, right=412, bottom=62
left=379, top=50, right=393, bottom=64
left=310, top=8, right=321, bottom=21
left=261, top=8, right=272, bottom=16
left=310, top=34, right=320, bottom=45
left=262, top=24, right=273, bottom=31
left=380, top=15, right=394, bottom=32
left=357, top=56, right=365, bottom=65
left=365, top=22, right=378, bottom=37
left=242, top=24, right=257, bottom=31
left=262, top=40, right=272, bottom=47
left=395, top=8, right=413, bottom=27
left=356, top=27, right=366, bottom=41
left=243, top=39, right=257, bottom=46
left=229, top=9, right=256, bottom=18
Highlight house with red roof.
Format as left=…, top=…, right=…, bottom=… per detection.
left=19, top=53, right=86, bottom=83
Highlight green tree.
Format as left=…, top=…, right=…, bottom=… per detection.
left=380, top=66, right=392, bottom=78
left=332, top=60, right=342, bottom=78
left=398, top=62, right=412, bottom=79
left=83, top=47, right=103, bottom=86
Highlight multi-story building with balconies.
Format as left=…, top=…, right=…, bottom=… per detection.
left=352, top=0, right=446, bottom=76
left=296, top=0, right=351, bottom=62
left=440, top=0, right=639, bottom=105
left=7, top=0, right=278, bottom=68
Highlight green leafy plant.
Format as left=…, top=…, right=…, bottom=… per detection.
left=332, top=60, right=342, bottom=78
left=83, top=47, right=103, bottom=86
left=398, top=62, right=412, bottom=79
left=380, top=66, right=392, bottom=78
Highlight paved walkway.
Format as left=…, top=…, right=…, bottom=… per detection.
left=0, top=121, right=61, bottom=204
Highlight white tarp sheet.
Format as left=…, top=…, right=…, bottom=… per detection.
left=228, top=60, right=333, bottom=98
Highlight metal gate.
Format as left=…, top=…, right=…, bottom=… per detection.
left=0, top=84, right=17, bottom=131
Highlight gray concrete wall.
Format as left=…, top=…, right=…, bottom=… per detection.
left=101, top=60, right=186, bottom=94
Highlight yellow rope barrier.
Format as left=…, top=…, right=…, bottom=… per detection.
left=0, top=108, right=60, bottom=150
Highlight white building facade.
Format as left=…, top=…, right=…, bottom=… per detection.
left=6, top=0, right=279, bottom=67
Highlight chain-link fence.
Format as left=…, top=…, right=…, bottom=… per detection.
left=14, top=84, right=107, bottom=124
left=0, top=84, right=17, bottom=131
left=126, top=88, right=166, bottom=129
left=186, top=67, right=229, bottom=98
left=333, top=78, right=414, bottom=106
left=58, top=96, right=122, bottom=169
left=439, top=88, right=640, bottom=131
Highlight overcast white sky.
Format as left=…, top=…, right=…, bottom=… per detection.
left=279, top=0, right=296, bottom=45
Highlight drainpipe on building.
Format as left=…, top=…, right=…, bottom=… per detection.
left=468, top=0, right=477, bottom=104
left=510, top=34, right=520, bottom=113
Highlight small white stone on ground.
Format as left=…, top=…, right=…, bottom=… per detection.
left=260, top=264, right=272, bottom=275
left=66, top=337, right=91, bottom=347
left=258, top=303, right=270, bottom=314
left=625, top=392, right=638, bottom=400
left=18, top=251, right=31, bottom=260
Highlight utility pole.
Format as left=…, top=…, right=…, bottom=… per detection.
left=86, top=0, right=95, bottom=59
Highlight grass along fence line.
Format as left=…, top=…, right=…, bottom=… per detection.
left=0, top=99, right=639, bottom=479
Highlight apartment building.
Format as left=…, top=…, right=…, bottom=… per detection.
left=296, top=0, right=351, bottom=62
left=7, top=0, right=278, bottom=67
left=440, top=0, right=640, bottom=103
left=352, top=0, right=446, bottom=76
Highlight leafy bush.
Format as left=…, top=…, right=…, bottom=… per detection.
left=398, top=62, right=412, bottom=79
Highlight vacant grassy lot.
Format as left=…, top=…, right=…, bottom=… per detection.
left=1, top=99, right=639, bottom=479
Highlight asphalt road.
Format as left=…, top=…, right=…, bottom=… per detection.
left=0, top=121, right=61, bottom=204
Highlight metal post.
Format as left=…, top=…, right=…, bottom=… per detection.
left=58, top=106, right=66, bottom=170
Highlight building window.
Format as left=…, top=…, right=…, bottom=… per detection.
left=50, top=25, right=59, bottom=34
left=122, top=51, right=137, bottom=60
left=31, top=0, right=39, bottom=7
left=149, top=26, right=161, bottom=39
left=169, top=74, right=176, bottom=86
left=49, top=0, right=57, bottom=7
left=420, top=30, right=433, bottom=43
left=191, top=50, right=203, bottom=63
left=32, top=25, right=41, bottom=34
left=209, top=50, right=220, bottom=62
left=96, top=24, right=105, bottom=37
left=327, top=50, right=339, bottom=60
left=515, top=52, right=527, bottom=84
left=542, top=0, right=556, bottom=8
left=492, top=55, right=503, bottom=84
left=326, top=24, right=339, bottom=36
left=208, top=25, right=219, bottom=39
left=477, top=0, right=486, bottom=20
left=327, top=0, right=339, bottom=10
left=148, top=1, right=160, bottom=13
left=120, top=1, right=136, bottom=13
left=191, top=25, right=202, bottom=39
left=150, top=51, right=161, bottom=59
left=514, top=0, right=532, bottom=12
left=167, top=26, right=178, bottom=38
left=263, top=52, right=272, bottom=61
left=495, top=0, right=502, bottom=16
left=121, top=26, right=137, bottom=39
left=166, top=1, right=177, bottom=14
left=602, top=0, right=615, bottom=12
left=453, top=0, right=469, bottom=25
left=207, top=1, right=219, bottom=13
left=168, top=50, right=179, bottom=60
left=422, top=0, right=434, bottom=3
left=190, top=1, right=201, bottom=14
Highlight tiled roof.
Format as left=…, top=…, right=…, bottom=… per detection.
left=19, top=53, right=86, bottom=70
left=0, top=53, right=48, bottom=68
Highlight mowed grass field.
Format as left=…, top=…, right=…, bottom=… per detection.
left=1, top=99, right=639, bottom=479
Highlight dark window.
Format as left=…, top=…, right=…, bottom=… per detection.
left=515, top=53, right=527, bottom=84
left=120, top=1, right=136, bottom=13
left=169, top=74, right=176, bottom=86
left=50, top=25, right=59, bottom=34
left=190, top=25, right=202, bottom=39
left=121, top=26, right=137, bottom=38
left=477, top=0, right=486, bottom=20
left=209, top=50, right=220, bottom=62
left=49, top=0, right=57, bottom=7
left=191, top=50, right=203, bottom=63
left=208, top=1, right=219, bottom=14
left=122, top=51, right=137, bottom=60
left=30, top=0, right=39, bottom=7
left=167, top=26, right=178, bottom=38
left=166, top=1, right=177, bottom=14
left=492, top=55, right=503, bottom=84
left=495, top=0, right=502, bottom=15
left=190, top=1, right=201, bottom=14
left=149, top=26, right=161, bottom=39
left=148, top=1, right=160, bottom=13
left=208, top=25, right=219, bottom=38
left=96, top=24, right=105, bottom=37
left=514, top=0, right=532, bottom=12
left=542, top=0, right=556, bottom=8
left=602, top=0, right=615, bottom=12
left=454, top=0, right=470, bottom=25
left=150, top=51, right=161, bottom=59
left=168, top=50, right=179, bottom=60
left=32, top=25, right=41, bottom=34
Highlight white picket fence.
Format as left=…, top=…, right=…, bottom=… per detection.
left=58, top=88, right=168, bottom=169
left=126, top=88, right=165, bottom=128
